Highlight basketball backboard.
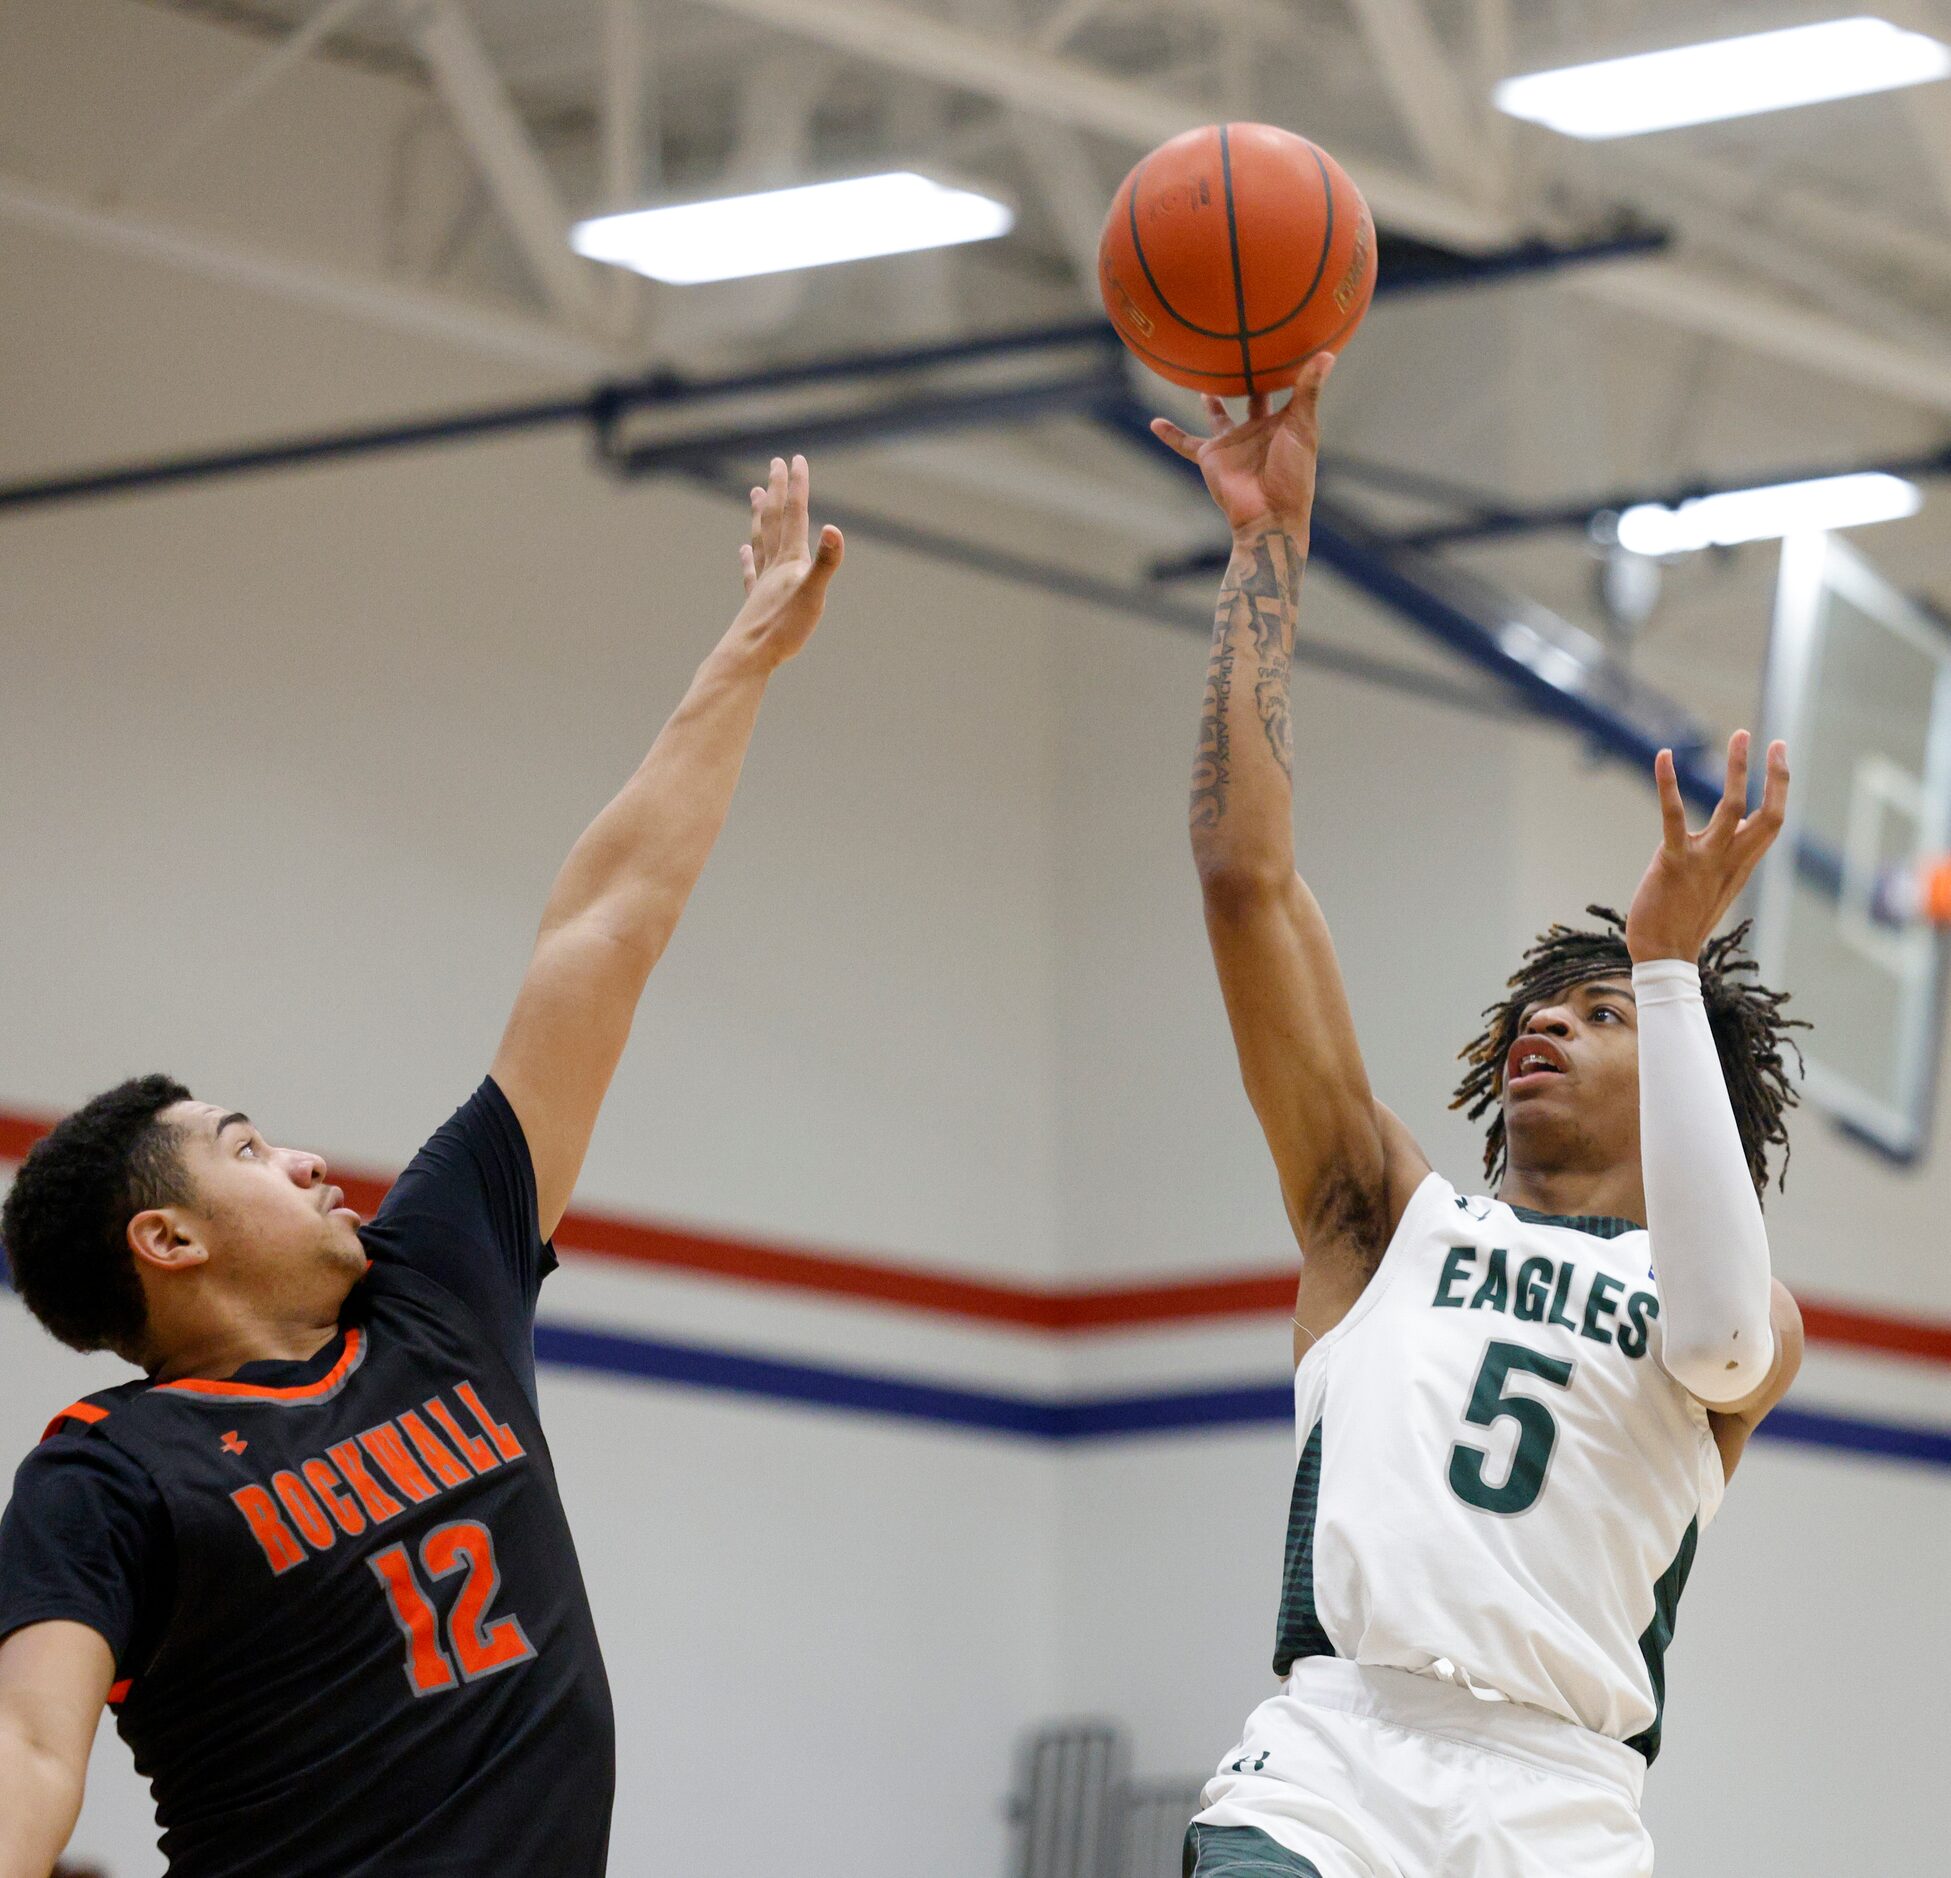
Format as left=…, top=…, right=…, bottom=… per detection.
left=1752, top=532, right=1951, bottom=1161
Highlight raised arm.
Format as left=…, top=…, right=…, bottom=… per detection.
left=0, top=1620, right=113, bottom=1878
left=1627, top=731, right=1800, bottom=1446
left=491, top=454, right=843, bottom=1238
left=1153, top=360, right=1426, bottom=1348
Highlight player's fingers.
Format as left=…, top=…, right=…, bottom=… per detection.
left=760, top=456, right=787, bottom=558
left=738, top=541, right=756, bottom=596
left=803, top=523, right=845, bottom=590
left=1654, top=748, right=1688, bottom=851
left=1285, top=352, right=1336, bottom=431
left=1202, top=394, right=1231, bottom=431
left=1736, top=740, right=1790, bottom=854
left=1150, top=417, right=1203, bottom=462
left=1707, top=730, right=1750, bottom=841
left=1246, top=391, right=1269, bottom=423
left=748, top=486, right=766, bottom=567
left=786, top=453, right=811, bottom=556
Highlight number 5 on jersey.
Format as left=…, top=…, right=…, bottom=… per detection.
left=1448, top=1340, right=1575, bottom=1516
left=369, top=1519, right=536, bottom=1696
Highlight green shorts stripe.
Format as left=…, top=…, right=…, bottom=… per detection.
left=1184, top=1823, right=1325, bottom=1878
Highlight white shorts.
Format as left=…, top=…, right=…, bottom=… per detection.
left=1189, top=1659, right=1654, bottom=1878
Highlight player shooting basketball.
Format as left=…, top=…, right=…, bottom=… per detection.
left=0, top=458, right=843, bottom=1877
left=1152, top=357, right=1806, bottom=1878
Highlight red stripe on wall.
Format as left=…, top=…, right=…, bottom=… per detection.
left=1797, top=1299, right=1951, bottom=1366
left=3, top=1106, right=1948, bottom=1365
left=0, top=1113, right=46, bottom=1164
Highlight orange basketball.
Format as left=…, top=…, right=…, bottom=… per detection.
left=1098, top=123, right=1376, bottom=397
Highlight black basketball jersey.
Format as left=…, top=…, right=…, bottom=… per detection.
left=43, top=1261, right=614, bottom=1876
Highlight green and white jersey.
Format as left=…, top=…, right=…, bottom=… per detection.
left=1277, top=1171, right=1723, bottom=1762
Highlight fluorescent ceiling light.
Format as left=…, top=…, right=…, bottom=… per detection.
left=571, top=172, right=1013, bottom=285
left=1615, top=473, right=1922, bottom=556
left=1495, top=16, right=1951, bottom=139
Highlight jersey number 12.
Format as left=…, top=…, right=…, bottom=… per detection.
left=369, top=1519, right=537, bottom=1697
left=1447, top=1340, right=1574, bottom=1516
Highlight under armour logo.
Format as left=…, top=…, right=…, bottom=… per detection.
left=220, top=1430, right=248, bottom=1455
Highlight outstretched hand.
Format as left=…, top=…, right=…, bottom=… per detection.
left=1149, top=351, right=1335, bottom=540
left=1625, top=732, right=1790, bottom=963
left=733, top=452, right=844, bottom=668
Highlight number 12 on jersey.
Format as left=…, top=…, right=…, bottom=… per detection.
left=369, top=1519, right=536, bottom=1696
left=1448, top=1340, right=1575, bottom=1516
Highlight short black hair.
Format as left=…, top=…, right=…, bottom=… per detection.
left=1452, top=907, right=1806, bottom=1199
left=2, top=1075, right=195, bottom=1361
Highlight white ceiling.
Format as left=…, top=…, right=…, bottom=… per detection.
left=6, top=0, right=1949, bottom=609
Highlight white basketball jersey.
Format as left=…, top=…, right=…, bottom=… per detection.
left=1278, top=1171, right=1724, bottom=1760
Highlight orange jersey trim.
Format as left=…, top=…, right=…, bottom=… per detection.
left=41, top=1401, right=110, bottom=1442
left=152, top=1328, right=366, bottom=1403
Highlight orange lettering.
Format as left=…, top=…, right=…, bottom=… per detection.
left=398, top=1409, right=473, bottom=1488
left=271, top=1470, right=336, bottom=1552
left=302, top=1456, right=366, bottom=1536
left=327, top=1440, right=406, bottom=1522
left=426, top=1396, right=499, bottom=1473
left=231, top=1485, right=305, bottom=1575
left=455, top=1382, right=525, bottom=1462
left=358, top=1423, right=438, bottom=1504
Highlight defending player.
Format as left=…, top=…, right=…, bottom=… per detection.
left=0, top=457, right=843, bottom=1877
left=1151, top=359, right=1804, bottom=1878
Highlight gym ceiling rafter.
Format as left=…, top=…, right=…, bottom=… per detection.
left=36, top=0, right=1951, bottom=414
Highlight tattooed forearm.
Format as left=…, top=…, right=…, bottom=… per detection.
left=1192, top=526, right=1305, bottom=832
left=1191, top=628, right=1237, bottom=829
left=1230, top=528, right=1303, bottom=777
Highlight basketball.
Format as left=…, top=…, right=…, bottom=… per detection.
left=1098, top=123, right=1376, bottom=397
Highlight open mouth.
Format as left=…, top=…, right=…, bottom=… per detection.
left=1505, top=1039, right=1569, bottom=1088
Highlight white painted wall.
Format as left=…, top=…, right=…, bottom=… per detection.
left=1, top=6, right=1946, bottom=1877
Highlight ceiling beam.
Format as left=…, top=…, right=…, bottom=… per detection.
left=1566, top=255, right=1951, bottom=417
left=0, top=169, right=619, bottom=375
left=1888, top=0, right=1951, bottom=230
left=116, top=0, right=381, bottom=205
left=689, top=0, right=1951, bottom=417
left=1343, top=0, right=1482, bottom=197
left=599, top=0, right=654, bottom=210
left=687, top=0, right=1516, bottom=249
left=402, top=0, right=607, bottom=327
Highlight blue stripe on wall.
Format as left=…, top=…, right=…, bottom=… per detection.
left=1756, top=1404, right=1951, bottom=1469
left=0, top=1284, right=1944, bottom=1466
left=533, top=1319, right=1951, bottom=1468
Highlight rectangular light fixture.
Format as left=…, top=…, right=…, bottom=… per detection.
left=1495, top=16, right=1951, bottom=139
left=1614, top=473, right=1923, bottom=556
left=570, top=172, right=1014, bottom=285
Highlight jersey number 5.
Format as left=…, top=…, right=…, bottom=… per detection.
left=1447, top=1340, right=1574, bottom=1516
left=369, top=1519, right=537, bottom=1697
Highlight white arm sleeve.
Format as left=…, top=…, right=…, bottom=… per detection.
left=1634, top=957, right=1776, bottom=1406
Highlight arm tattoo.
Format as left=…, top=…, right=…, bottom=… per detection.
left=1193, top=528, right=1304, bottom=825
left=1191, top=629, right=1236, bottom=829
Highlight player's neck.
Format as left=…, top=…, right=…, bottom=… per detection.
left=1496, top=1162, right=1646, bottom=1228
left=146, top=1294, right=344, bottom=1383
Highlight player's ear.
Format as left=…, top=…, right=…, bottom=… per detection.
left=128, top=1209, right=209, bottom=1275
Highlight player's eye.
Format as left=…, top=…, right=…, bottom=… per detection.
left=1590, top=1005, right=1619, bottom=1022
left=238, top=1140, right=259, bottom=1158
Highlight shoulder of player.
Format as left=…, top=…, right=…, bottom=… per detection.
left=12, top=1408, right=165, bottom=1516
left=37, top=1374, right=155, bottom=1444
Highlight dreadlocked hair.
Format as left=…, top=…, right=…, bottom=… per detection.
left=1451, top=906, right=1806, bottom=1199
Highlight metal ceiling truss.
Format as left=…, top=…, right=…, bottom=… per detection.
left=13, top=0, right=1950, bottom=420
